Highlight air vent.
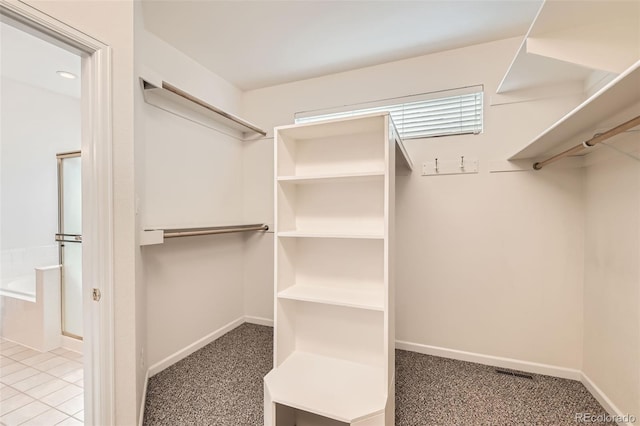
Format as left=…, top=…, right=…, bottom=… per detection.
left=495, top=368, right=534, bottom=380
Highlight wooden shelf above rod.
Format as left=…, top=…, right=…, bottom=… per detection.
left=140, top=223, right=269, bottom=246
left=140, top=77, right=267, bottom=139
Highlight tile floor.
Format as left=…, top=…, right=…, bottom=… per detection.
left=0, top=339, right=83, bottom=426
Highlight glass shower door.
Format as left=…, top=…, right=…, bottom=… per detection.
left=56, top=152, right=82, bottom=339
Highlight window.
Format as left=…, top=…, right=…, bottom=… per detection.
left=294, top=85, right=483, bottom=140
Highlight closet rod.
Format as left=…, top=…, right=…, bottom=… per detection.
left=161, top=82, right=267, bottom=137
left=533, top=115, right=640, bottom=170
left=163, top=224, right=269, bottom=239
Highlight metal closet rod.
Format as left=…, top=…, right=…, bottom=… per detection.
left=160, top=82, right=267, bottom=137
left=533, top=114, right=640, bottom=170
left=161, top=224, right=269, bottom=239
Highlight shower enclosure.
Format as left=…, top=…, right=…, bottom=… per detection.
left=56, top=151, right=83, bottom=339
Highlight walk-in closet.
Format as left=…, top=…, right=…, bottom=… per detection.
left=0, top=0, right=638, bottom=425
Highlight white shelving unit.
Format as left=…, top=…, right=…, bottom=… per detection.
left=265, top=113, right=412, bottom=426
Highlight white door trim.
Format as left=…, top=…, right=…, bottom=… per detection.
left=0, top=2, right=115, bottom=425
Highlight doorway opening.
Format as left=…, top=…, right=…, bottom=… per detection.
left=0, top=18, right=85, bottom=424
left=0, top=3, right=114, bottom=424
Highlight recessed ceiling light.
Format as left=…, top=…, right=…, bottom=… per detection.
left=56, top=71, right=77, bottom=79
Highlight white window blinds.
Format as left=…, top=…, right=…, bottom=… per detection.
left=295, top=86, right=483, bottom=140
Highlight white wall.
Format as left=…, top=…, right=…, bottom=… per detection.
left=241, top=37, right=587, bottom=370
left=243, top=231, right=274, bottom=322
left=0, top=77, right=80, bottom=253
left=136, top=28, right=247, bottom=369
left=583, top=125, right=639, bottom=419
left=243, top=133, right=275, bottom=323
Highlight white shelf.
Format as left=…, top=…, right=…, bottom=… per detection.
left=277, top=177, right=384, bottom=237
left=277, top=171, right=384, bottom=184
left=264, top=351, right=386, bottom=423
left=276, top=113, right=386, bottom=140
left=497, top=0, right=639, bottom=94
left=276, top=112, right=412, bottom=177
left=275, top=301, right=384, bottom=367
left=277, top=130, right=385, bottom=177
left=509, top=60, right=640, bottom=160
left=276, top=237, right=384, bottom=311
left=278, top=285, right=384, bottom=311
left=277, top=231, right=384, bottom=239
left=140, top=77, right=266, bottom=139
left=498, top=45, right=595, bottom=94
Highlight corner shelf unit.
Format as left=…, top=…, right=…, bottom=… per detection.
left=265, top=113, right=411, bottom=426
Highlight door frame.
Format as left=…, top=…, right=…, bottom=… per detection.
left=0, top=1, right=115, bottom=425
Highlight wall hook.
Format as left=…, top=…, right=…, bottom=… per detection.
left=422, top=157, right=478, bottom=176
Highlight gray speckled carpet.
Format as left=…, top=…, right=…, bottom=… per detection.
left=395, top=350, right=610, bottom=425
left=144, top=324, right=609, bottom=425
left=144, top=323, right=272, bottom=426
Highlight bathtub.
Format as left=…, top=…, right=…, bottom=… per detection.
left=0, top=265, right=62, bottom=352
left=0, top=275, right=37, bottom=302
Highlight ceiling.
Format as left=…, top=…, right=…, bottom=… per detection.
left=142, top=0, right=543, bottom=91
left=1, top=22, right=81, bottom=99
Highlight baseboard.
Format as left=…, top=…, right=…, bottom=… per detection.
left=148, top=316, right=245, bottom=377
left=138, top=368, right=150, bottom=426
left=244, top=315, right=274, bottom=327
left=581, top=372, right=636, bottom=426
left=395, top=340, right=581, bottom=380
